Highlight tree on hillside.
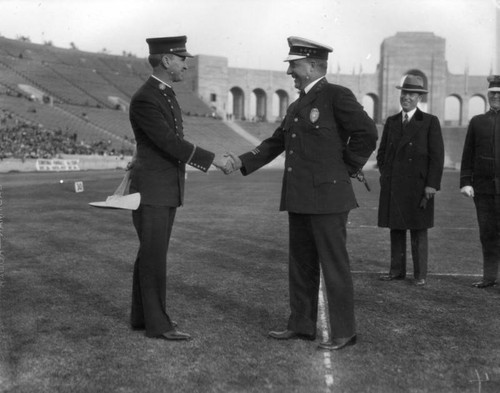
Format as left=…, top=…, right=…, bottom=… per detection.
left=70, top=42, right=78, bottom=50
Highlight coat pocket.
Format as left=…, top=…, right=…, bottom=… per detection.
left=313, top=171, right=351, bottom=187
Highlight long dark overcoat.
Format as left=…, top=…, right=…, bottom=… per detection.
left=377, top=108, right=444, bottom=229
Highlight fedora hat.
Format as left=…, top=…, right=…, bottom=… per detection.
left=396, top=75, right=428, bottom=94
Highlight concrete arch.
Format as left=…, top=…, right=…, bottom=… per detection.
left=362, top=93, right=379, bottom=123
left=468, top=94, right=487, bottom=120
left=251, top=88, right=267, bottom=122
left=229, top=86, right=245, bottom=120
left=273, top=89, right=289, bottom=122
left=444, top=94, right=462, bottom=126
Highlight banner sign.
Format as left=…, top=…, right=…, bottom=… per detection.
left=36, top=159, right=80, bottom=171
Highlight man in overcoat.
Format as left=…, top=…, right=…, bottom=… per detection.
left=227, top=37, right=378, bottom=350
left=460, top=75, right=500, bottom=288
left=128, top=36, right=226, bottom=340
left=377, top=74, right=444, bottom=286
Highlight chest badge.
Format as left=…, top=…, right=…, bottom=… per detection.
left=310, top=108, right=319, bottom=123
left=159, top=83, right=166, bottom=90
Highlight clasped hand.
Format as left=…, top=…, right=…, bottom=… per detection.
left=212, top=152, right=242, bottom=174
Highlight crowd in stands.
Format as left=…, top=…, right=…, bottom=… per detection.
left=0, top=110, right=134, bottom=160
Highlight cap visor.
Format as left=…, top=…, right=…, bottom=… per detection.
left=284, top=54, right=307, bottom=62
left=174, top=51, right=193, bottom=58
left=89, top=193, right=141, bottom=210
left=488, top=87, right=500, bottom=92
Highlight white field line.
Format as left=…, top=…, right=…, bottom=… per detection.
left=355, top=225, right=476, bottom=230
left=351, top=271, right=482, bottom=277
left=317, top=268, right=483, bottom=392
left=319, top=276, right=335, bottom=392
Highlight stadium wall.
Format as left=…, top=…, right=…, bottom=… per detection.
left=0, top=154, right=133, bottom=173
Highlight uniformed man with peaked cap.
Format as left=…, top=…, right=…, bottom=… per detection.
left=128, top=35, right=227, bottom=340
left=460, top=74, right=500, bottom=288
left=227, top=36, right=378, bottom=350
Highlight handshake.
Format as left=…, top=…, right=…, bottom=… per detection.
left=212, top=152, right=242, bottom=175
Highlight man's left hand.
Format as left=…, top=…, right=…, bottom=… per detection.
left=424, top=186, right=437, bottom=200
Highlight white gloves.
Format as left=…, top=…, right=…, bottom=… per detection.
left=460, top=186, right=474, bottom=198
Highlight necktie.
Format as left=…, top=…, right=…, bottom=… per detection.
left=403, top=113, right=409, bottom=128
left=299, top=90, right=306, bottom=100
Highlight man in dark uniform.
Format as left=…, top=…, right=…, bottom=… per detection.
left=460, top=75, right=500, bottom=288
left=128, top=36, right=227, bottom=340
left=377, top=75, right=444, bottom=287
left=227, top=37, right=378, bottom=350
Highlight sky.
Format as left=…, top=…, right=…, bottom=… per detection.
left=0, top=0, right=498, bottom=75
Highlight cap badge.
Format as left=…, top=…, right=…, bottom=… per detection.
left=310, top=108, right=320, bottom=123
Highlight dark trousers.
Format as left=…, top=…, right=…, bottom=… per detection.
left=389, top=229, right=428, bottom=279
left=287, top=212, right=355, bottom=339
left=473, top=194, right=500, bottom=282
left=131, top=205, right=177, bottom=337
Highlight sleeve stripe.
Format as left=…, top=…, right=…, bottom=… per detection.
left=186, top=144, right=197, bottom=164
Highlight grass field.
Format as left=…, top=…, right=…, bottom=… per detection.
left=1, top=168, right=499, bottom=393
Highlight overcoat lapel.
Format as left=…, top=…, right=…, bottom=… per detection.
left=396, top=109, right=423, bottom=154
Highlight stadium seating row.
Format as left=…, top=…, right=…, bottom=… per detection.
left=0, top=36, right=261, bottom=161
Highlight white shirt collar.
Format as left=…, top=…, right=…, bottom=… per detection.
left=402, top=107, right=417, bottom=121
left=303, top=77, right=324, bottom=94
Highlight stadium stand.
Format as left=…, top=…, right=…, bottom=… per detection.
left=235, top=120, right=277, bottom=141
left=0, top=108, right=122, bottom=159
left=0, top=36, right=256, bottom=164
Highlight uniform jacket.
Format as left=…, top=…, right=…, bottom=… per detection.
left=239, top=77, right=378, bottom=214
left=377, top=108, right=444, bottom=229
left=129, top=77, right=214, bottom=206
left=460, top=109, right=500, bottom=194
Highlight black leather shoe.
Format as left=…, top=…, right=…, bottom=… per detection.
left=268, top=329, right=315, bottom=341
left=132, top=320, right=177, bottom=330
left=318, top=334, right=356, bottom=350
left=157, top=330, right=192, bottom=341
left=414, top=279, right=426, bottom=286
left=379, top=274, right=405, bottom=281
left=472, top=280, right=496, bottom=288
